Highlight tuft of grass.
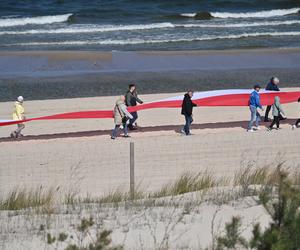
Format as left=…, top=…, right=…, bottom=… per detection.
left=234, top=165, right=269, bottom=187
left=0, top=186, right=56, bottom=211
left=152, top=171, right=219, bottom=197
left=97, top=188, right=145, bottom=204
left=64, top=190, right=79, bottom=205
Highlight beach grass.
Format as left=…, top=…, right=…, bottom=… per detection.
left=152, top=171, right=220, bottom=198
left=0, top=186, right=56, bottom=211
left=1, top=164, right=298, bottom=211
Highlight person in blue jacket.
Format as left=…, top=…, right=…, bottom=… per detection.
left=264, top=77, right=280, bottom=122
left=248, top=85, right=264, bottom=132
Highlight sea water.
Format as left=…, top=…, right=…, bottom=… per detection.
left=0, top=0, right=299, bottom=51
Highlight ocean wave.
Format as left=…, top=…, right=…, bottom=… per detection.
left=173, top=12, right=213, bottom=20
left=1, top=20, right=300, bottom=36
left=181, top=20, right=300, bottom=28
left=181, top=7, right=300, bottom=19
left=9, top=31, right=300, bottom=46
left=0, top=23, right=175, bottom=35
left=0, top=13, right=73, bottom=27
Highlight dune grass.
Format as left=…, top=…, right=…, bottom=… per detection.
left=0, top=186, right=56, bottom=211
left=152, top=171, right=222, bottom=198
left=1, top=164, right=299, bottom=211
left=234, top=165, right=269, bottom=187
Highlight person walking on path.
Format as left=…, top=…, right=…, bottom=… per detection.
left=248, top=85, right=264, bottom=132
left=125, top=84, right=143, bottom=130
left=10, top=96, right=25, bottom=138
left=267, top=96, right=286, bottom=131
left=181, top=91, right=197, bottom=135
left=111, top=95, right=133, bottom=140
left=264, top=77, right=280, bottom=122
left=292, top=98, right=300, bottom=130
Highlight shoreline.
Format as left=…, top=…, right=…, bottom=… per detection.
left=1, top=68, right=300, bottom=102
left=0, top=47, right=300, bottom=102
left=1, top=47, right=300, bottom=77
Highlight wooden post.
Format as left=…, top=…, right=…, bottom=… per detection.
left=130, top=142, right=135, bottom=201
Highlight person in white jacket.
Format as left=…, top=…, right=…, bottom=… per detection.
left=111, top=95, right=133, bottom=139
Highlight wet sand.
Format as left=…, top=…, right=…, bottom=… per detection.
left=0, top=48, right=300, bottom=101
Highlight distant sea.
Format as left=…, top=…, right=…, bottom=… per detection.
left=0, top=0, right=299, bottom=51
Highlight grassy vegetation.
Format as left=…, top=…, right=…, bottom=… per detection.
left=152, top=171, right=224, bottom=198
left=46, top=217, right=123, bottom=250
left=216, top=165, right=300, bottom=250
left=1, top=165, right=300, bottom=211
left=2, top=164, right=300, bottom=249
left=0, top=186, right=56, bottom=211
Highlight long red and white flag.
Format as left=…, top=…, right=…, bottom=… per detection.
left=1, top=89, right=299, bottom=127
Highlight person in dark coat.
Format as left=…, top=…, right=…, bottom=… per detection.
left=181, top=91, right=197, bottom=135
left=125, top=84, right=143, bottom=130
left=292, top=98, right=300, bottom=130
left=264, top=77, right=280, bottom=122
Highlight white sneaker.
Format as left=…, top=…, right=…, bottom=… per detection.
left=181, top=129, right=186, bottom=135
left=292, top=125, right=296, bottom=130
left=253, top=126, right=261, bottom=130
left=247, top=129, right=255, bottom=132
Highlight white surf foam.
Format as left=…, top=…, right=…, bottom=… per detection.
left=9, top=31, right=300, bottom=46
left=0, top=20, right=300, bottom=35
left=0, top=23, right=175, bottom=35
left=180, top=13, right=197, bottom=18
left=211, top=8, right=300, bottom=19
left=0, top=13, right=73, bottom=27
left=1, top=20, right=299, bottom=36
left=181, top=20, right=300, bottom=28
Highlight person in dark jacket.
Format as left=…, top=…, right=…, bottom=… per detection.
left=125, top=84, right=143, bottom=130
left=292, top=98, right=300, bottom=130
left=264, top=77, right=280, bottom=122
left=181, top=91, right=197, bottom=135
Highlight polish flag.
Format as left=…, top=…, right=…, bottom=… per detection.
left=1, top=89, right=299, bottom=127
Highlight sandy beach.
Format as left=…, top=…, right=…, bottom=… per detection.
left=1, top=88, right=300, bottom=197
left=1, top=88, right=300, bottom=249
left=1, top=0, right=300, bottom=247
left=1, top=1, right=300, bottom=247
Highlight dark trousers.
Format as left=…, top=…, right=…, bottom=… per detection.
left=264, top=105, right=272, bottom=121
left=129, top=112, right=138, bottom=127
left=183, top=114, right=193, bottom=135
left=111, top=124, right=128, bottom=138
left=270, top=116, right=280, bottom=129
left=295, top=119, right=300, bottom=126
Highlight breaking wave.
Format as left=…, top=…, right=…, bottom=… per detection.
left=0, top=13, right=73, bottom=27
left=9, top=31, right=300, bottom=46
left=1, top=20, right=300, bottom=36
left=180, top=8, right=300, bottom=19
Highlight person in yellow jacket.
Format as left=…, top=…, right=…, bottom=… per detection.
left=10, top=96, right=25, bottom=138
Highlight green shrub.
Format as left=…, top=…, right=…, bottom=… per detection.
left=216, top=216, right=248, bottom=250
left=250, top=166, right=300, bottom=250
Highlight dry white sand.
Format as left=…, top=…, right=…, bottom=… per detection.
left=0, top=88, right=300, bottom=196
